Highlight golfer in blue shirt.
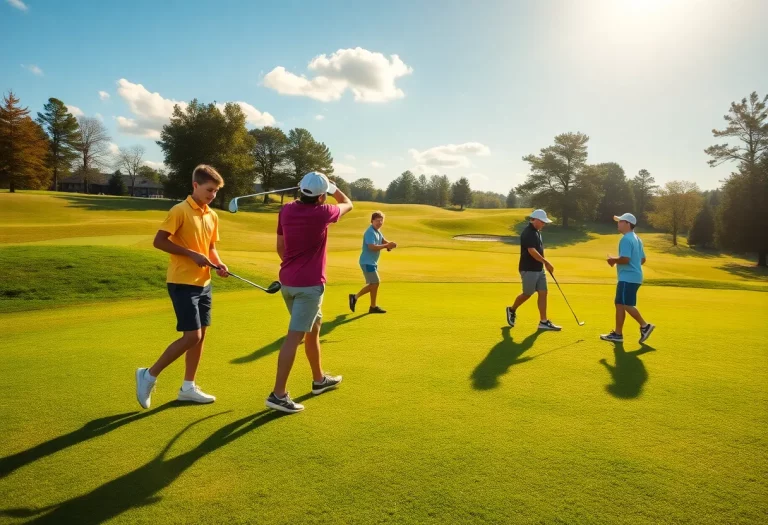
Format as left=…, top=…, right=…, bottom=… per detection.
left=601, top=213, right=655, bottom=344
left=349, top=211, right=396, bottom=314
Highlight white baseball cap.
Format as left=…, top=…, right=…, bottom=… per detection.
left=529, top=209, right=552, bottom=223
left=299, top=171, right=337, bottom=197
left=614, top=213, right=637, bottom=225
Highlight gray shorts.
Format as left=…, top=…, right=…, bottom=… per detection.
left=361, top=264, right=380, bottom=285
left=521, top=270, right=547, bottom=295
left=281, top=284, right=324, bottom=332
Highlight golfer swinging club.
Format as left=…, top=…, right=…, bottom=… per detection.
left=506, top=209, right=561, bottom=331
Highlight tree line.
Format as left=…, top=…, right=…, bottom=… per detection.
left=0, top=91, right=167, bottom=196
left=512, top=91, right=766, bottom=265
left=2, top=89, right=765, bottom=264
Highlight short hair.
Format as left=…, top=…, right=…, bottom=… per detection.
left=371, top=211, right=385, bottom=221
left=300, top=194, right=321, bottom=205
left=192, top=164, right=224, bottom=187
left=629, top=222, right=636, bottom=230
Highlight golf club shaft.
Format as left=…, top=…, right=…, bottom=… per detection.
left=548, top=270, right=583, bottom=325
left=210, top=264, right=269, bottom=291
left=233, top=186, right=298, bottom=202
left=225, top=271, right=269, bottom=291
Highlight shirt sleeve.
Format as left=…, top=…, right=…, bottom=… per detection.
left=276, top=208, right=284, bottom=235
left=619, top=236, right=632, bottom=258
left=324, top=204, right=341, bottom=225
left=158, top=205, right=183, bottom=235
left=520, top=228, right=536, bottom=249
left=364, top=228, right=378, bottom=246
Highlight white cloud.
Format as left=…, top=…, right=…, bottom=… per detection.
left=314, top=114, right=325, bottom=121
left=21, top=64, right=42, bottom=76
left=94, top=113, right=104, bottom=121
left=67, top=105, right=84, bottom=117
left=344, top=154, right=356, bottom=161
left=115, top=79, right=276, bottom=137
left=370, top=161, right=386, bottom=168
left=465, top=172, right=490, bottom=181
left=143, top=160, right=166, bottom=171
left=116, top=78, right=185, bottom=139
left=214, top=101, right=275, bottom=127
left=7, top=0, right=28, bottom=12
left=333, top=162, right=357, bottom=175
left=99, top=91, right=110, bottom=101
left=108, top=143, right=120, bottom=155
left=409, top=142, right=491, bottom=170
left=264, top=47, right=413, bottom=103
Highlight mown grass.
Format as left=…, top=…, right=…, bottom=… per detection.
left=1, top=190, right=766, bottom=524
left=1, top=283, right=766, bottom=524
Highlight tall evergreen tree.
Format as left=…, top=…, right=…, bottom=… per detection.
left=0, top=91, right=51, bottom=192
left=36, top=98, right=81, bottom=191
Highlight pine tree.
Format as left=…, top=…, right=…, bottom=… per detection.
left=0, top=91, right=51, bottom=192
left=37, top=98, right=81, bottom=191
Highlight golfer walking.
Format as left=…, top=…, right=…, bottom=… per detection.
left=265, top=171, right=354, bottom=414
left=506, top=209, right=561, bottom=331
left=600, top=213, right=655, bottom=343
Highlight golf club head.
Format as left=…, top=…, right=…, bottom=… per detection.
left=578, top=321, right=586, bottom=326
left=266, top=281, right=282, bottom=294
left=228, top=199, right=238, bottom=213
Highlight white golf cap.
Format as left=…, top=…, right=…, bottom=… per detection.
left=529, top=209, right=552, bottom=223
left=299, top=171, right=336, bottom=197
left=614, top=213, right=637, bottom=225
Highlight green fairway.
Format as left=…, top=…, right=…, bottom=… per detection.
left=1, top=192, right=767, bottom=524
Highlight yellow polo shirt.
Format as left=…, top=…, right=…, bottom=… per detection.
left=158, top=196, right=220, bottom=286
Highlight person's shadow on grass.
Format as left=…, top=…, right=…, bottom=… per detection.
left=0, top=394, right=312, bottom=525
left=0, top=401, right=188, bottom=480
left=471, top=327, right=542, bottom=390
left=230, top=313, right=369, bottom=364
left=599, top=343, right=656, bottom=399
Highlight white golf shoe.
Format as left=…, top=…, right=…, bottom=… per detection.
left=177, top=385, right=216, bottom=404
left=135, top=368, right=156, bottom=409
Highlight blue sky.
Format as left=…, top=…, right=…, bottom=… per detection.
left=2, top=0, right=766, bottom=193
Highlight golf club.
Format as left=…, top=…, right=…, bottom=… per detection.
left=228, top=186, right=299, bottom=213
left=210, top=264, right=281, bottom=294
left=548, top=270, right=585, bottom=326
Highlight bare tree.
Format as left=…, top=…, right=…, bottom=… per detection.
left=76, top=117, right=111, bottom=193
left=115, top=145, right=145, bottom=196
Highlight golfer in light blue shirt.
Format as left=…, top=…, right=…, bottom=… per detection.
left=349, top=211, right=396, bottom=314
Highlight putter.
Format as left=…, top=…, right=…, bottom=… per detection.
left=210, top=264, right=281, bottom=294
left=548, top=270, right=585, bottom=326
left=228, top=186, right=299, bottom=213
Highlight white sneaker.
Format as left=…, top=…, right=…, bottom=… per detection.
left=135, top=368, right=155, bottom=409
left=177, top=385, right=216, bottom=404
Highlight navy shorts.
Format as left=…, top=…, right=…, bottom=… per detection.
left=167, top=283, right=212, bottom=332
left=615, top=281, right=641, bottom=307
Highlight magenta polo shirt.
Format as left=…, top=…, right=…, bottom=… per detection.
left=277, top=201, right=341, bottom=287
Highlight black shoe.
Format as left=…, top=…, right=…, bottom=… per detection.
left=600, top=331, right=624, bottom=343
left=506, top=307, right=516, bottom=327
left=538, top=319, right=562, bottom=331
left=639, top=323, right=655, bottom=344
left=369, top=306, right=386, bottom=314
left=349, top=294, right=357, bottom=313
left=312, top=374, right=343, bottom=395
left=265, top=392, right=304, bottom=413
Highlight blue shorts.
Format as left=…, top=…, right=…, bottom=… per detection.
left=167, top=283, right=212, bottom=332
left=615, top=281, right=641, bottom=307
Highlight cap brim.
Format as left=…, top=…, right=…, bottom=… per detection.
left=542, top=217, right=552, bottom=223
left=613, top=215, right=621, bottom=222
